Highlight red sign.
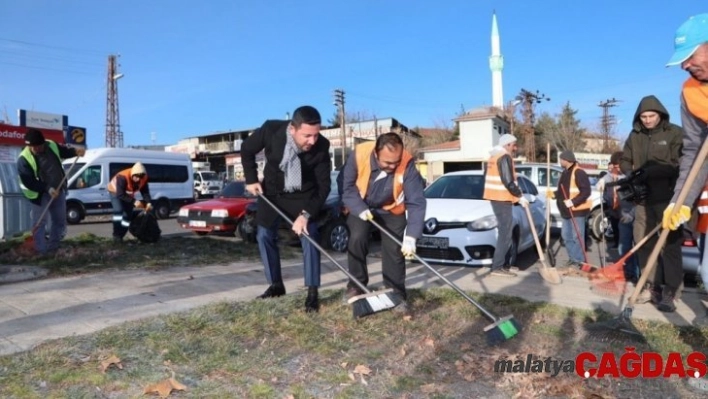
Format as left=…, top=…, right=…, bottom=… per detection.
left=0, top=123, right=65, bottom=146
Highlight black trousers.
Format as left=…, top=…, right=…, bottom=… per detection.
left=634, top=202, right=684, bottom=291
left=346, top=211, right=408, bottom=298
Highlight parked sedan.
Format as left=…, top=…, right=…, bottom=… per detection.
left=176, top=181, right=255, bottom=236
left=416, top=170, right=546, bottom=267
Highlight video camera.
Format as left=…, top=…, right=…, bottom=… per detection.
left=606, top=169, right=649, bottom=203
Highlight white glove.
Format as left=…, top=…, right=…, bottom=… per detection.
left=596, top=179, right=605, bottom=191
left=358, top=210, right=373, bottom=221
left=48, top=187, right=59, bottom=199
left=401, top=236, right=416, bottom=258
left=518, top=196, right=529, bottom=207
left=145, top=203, right=153, bottom=211
left=563, top=199, right=574, bottom=208
left=134, top=200, right=143, bottom=208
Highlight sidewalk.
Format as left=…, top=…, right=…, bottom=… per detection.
left=0, top=255, right=706, bottom=356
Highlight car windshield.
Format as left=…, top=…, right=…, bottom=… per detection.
left=424, top=174, right=485, bottom=199
left=220, top=182, right=252, bottom=198
left=201, top=172, right=218, bottom=180
left=64, top=162, right=85, bottom=180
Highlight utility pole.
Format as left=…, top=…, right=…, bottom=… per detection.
left=517, top=89, right=550, bottom=162
left=598, top=98, right=620, bottom=153
left=333, top=89, right=346, bottom=165
left=105, top=54, right=123, bottom=148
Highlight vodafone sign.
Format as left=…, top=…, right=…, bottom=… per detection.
left=0, top=123, right=65, bottom=146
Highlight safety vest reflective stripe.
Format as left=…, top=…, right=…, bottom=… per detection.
left=18, top=140, right=61, bottom=200
left=696, top=185, right=708, bottom=233
left=683, top=78, right=708, bottom=123
left=354, top=141, right=412, bottom=215
left=483, top=153, right=518, bottom=203
left=569, top=166, right=591, bottom=211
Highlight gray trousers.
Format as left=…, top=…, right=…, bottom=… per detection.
left=491, top=201, right=514, bottom=270
left=30, top=190, right=67, bottom=254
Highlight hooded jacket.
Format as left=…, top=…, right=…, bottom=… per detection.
left=619, top=95, right=683, bottom=205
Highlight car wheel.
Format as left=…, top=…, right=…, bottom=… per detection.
left=321, top=218, right=349, bottom=252
left=195, top=231, right=208, bottom=236
left=156, top=199, right=171, bottom=219
left=589, top=209, right=605, bottom=241
left=507, top=228, right=520, bottom=266
left=237, top=217, right=257, bottom=243
left=194, top=190, right=200, bottom=200
left=66, top=203, right=83, bottom=224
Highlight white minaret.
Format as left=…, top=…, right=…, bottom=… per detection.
left=489, top=11, right=504, bottom=109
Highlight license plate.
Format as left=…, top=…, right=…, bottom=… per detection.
left=189, top=220, right=206, bottom=227
left=417, top=236, right=449, bottom=249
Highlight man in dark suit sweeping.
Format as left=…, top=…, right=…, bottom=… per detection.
left=241, top=105, right=332, bottom=313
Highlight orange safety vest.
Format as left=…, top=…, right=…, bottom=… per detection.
left=568, top=165, right=592, bottom=211
left=107, top=168, right=148, bottom=197
left=683, top=77, right=708, bottom=123
left=483, top=153, right=518, bottom=203
left=696, top=182, right=708, bottom=234
left=355, top=141, right=412, bottom=215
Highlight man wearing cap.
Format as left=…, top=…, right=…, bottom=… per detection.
left=107, top=162, right=152, bottom=243
left=483, top=134, right=528, bottom=277
left=554, top=150, right=592, bottom=270
left=17, top=128, right=85, bottom=254
left=619, top=94, right=683, bottom=312
left=662, top=14, right=708, bottom=319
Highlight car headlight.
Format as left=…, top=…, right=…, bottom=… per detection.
left=211, top=209, right=228, bottom=218
left=466, top=215, right=498, bottom=231
left=178, top=208, right=189, bottom=217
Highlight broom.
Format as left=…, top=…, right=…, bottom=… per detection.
left=560, top=185, right=592, bottom=272
left=545, top=143, right=556, bottom=267
left=588, top=224, right=661, bottom=298
left=368, top=219, right=521, bottom=346
left=21, top=155, right=81, bottom=252
left=522, top=202, right=562, bottom=284
left=585, top=127, right=708, bottom=341
left=257, top=194, right=402, bottom=318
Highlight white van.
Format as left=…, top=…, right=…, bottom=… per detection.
left=62, top=148, right=195, bottom=224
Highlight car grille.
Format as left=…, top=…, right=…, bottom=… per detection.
left=416, top=247, right=464, bottom=261
left=188, top=210, right=210, bottom=220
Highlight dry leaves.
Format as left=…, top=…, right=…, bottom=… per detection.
left=143, top=377, right=187, bottom=398
left=421, top=383, right=444, bottom=393
left=353, top=364, right=371, bottom=375
left=98, top=355, right=123, bottom=373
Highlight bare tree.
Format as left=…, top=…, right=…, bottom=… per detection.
left=419, top=116, right=455, bottom=148
left=537, top=102, right=587, bottom=153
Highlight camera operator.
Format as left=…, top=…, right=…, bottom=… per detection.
left=619, top=95, right=683, bottom=312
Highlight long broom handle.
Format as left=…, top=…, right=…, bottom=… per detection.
left=369, top=218, right=500, bottom=322
left=560, top=185, right=589, bottom=263
left=30, top=154, right=81, bottom=235
left=523, top=203, right=550, bottom=267
left=615, top=224, right=661, bottom=265
left=257, top=193, right=371, bottom=294
left=545, top=143, right=552, bottom=246
left=628, top=134, right=708, bottom=306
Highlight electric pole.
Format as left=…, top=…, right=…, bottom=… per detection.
left=333, top=89, right=346, bottom=165
left=105, top=54, right=123, bottom=148
left=517, top=89, right=550, bottom=162
left=598, top=98, right=620, bottom=153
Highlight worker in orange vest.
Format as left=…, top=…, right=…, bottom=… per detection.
left=107, top=162, right=152, bottom=242
left=482, top=134, right=528, bottom=277
left=340, top=132, right=426, bottom=314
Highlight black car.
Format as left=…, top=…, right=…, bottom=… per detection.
left=239, top=171, right=350, bottom=252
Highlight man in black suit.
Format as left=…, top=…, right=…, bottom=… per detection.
left=241, top=105, right=332, bottom=313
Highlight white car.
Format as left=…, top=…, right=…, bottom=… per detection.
left=515, top=163, right=604, bottom=238
left=416, top=170, right=546, bottom=267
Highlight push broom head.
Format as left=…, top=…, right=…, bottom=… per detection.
left=484, top=315, right=522, bottom=346
left=348, top=289, right=403, bottom=318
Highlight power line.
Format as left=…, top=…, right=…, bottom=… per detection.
left=598, top=98, right=620, bottom=152
left=0, top=37, right=107, bottom=56
left=516, top=89, right=550, bottom=162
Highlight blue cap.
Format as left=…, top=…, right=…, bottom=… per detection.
left=667, top=13, right=708, bottom=66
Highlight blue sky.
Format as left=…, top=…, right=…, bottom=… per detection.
left=0, top=1, right=704, bottom=148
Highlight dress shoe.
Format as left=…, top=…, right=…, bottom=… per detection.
left=257, top=282, right=285, bottom=299
left=305, top=287, right=319, bottom=313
